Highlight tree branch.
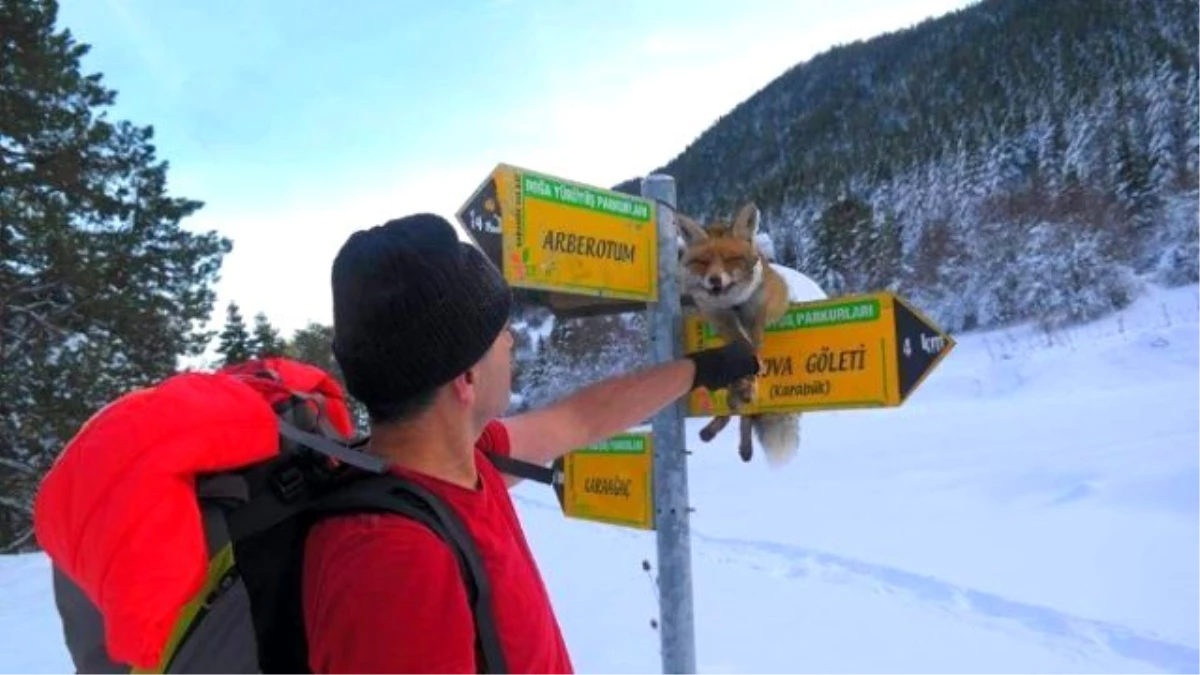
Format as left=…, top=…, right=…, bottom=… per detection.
left=0, top=456, right=38, bottom=476
left=0, top=282, right=63, bottom=305
left=0, top=527, right=34, bottom=554
left=0, top=494, right=32, bottom=515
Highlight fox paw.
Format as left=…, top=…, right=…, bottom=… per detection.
left=734, top=378, right=752, bottom=399
left=729, top=375, right=758, bottom=408
left=746, top=374, right=760, bottom=401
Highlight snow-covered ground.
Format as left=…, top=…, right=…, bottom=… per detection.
left=2, top=283, right=1197, bottom=674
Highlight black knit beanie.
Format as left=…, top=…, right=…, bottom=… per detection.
left=330, top=213, right=512, bottom=415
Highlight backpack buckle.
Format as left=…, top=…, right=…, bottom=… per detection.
left=272, top=465, right=306, bottom=503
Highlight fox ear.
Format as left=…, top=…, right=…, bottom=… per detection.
left=732, top=203, right=760, bottom=240
left=675, top=213, right=708, bottom=245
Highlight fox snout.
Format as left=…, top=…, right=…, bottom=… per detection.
left=705, top=272, right=732, bottom=294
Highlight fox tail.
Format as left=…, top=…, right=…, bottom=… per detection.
left=752, top=412, right=802, bottom=467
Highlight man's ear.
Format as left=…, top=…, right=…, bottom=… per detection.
left=449, top=370, right=475, bottom=405
left=731, top=202, right=760, bottom=241
left=675, top=213, right=708, bottom=246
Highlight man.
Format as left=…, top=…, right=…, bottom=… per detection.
left=303, top=213, right=758, bottom=674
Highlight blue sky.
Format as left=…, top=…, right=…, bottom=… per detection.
left=58, top=0, right=976, bottom=340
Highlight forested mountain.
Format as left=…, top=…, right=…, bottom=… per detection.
left=618, top=0, right=1197, bottom=331
left=518, top=0, right=1199, bottom=407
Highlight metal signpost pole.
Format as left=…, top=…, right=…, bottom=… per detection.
left=642, top=173, right=696, bottom=674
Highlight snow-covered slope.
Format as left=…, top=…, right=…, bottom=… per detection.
left=2, top=283, right=1196, bottom=674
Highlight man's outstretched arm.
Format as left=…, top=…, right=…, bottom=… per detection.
left=500, top=342, right=758, bottom=474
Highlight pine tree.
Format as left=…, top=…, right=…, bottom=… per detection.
left=1154, top=191, right=1200, bottom=286
left=285, top=322, right=369, bottom=434
left=216, top=302, right=251, bottom=366
left=866, top=210, right=902, bottom=292
left=1183, top=66, right=1199, bottom=184
left=811, top=195, right=872, bottom=295
left=1021, top=220, right=1135, bottom=328
left=1113, top=105, right=1158, bottom=236
left=286, top=322, right=337, bottom=376
left=251, top=311, right=284, bottom=358
left=0, top=0, right=230, bottom=551
left=1142, top=59, right=1186, bottom=193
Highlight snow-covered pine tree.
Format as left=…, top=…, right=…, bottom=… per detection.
left=1185, top=67, right=1199, bottom=182
left=1142, top=59, right=1188, bottom=194
left=1153, top=190, right=1200, bottom=287
left=1020, top=219, right=1137, bottom=329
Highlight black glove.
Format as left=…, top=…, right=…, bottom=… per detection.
left=687, top=340, right=760, bottom=391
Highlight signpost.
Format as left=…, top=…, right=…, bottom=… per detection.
left=457, top=163, right=658, bottom=318
left=456, top=164, right=958, bottom=675
left=552, top=432, right=655, bottom=531
left=642, top=174, right=695, bottom=675
left=684, top=291, right=955, bottom=417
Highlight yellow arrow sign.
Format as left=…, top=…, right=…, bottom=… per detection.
left=684, top=291, right=955, bottom=416
left=456, top=163, right=658, bottom=304
left=553, top=432, right=654, bottom=531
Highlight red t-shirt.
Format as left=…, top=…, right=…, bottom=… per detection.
left=302, top=420, right=574, bottom=674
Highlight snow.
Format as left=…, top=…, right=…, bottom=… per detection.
left=2, top=283, right=1197, bottom=674
left=529, top=313, right=555, bottom=352
left=772, top=262, right=829, bottom=303
left=757, top=234, right=828, bottom=304
left=511, top=310, right=556, bottom=361
left=754, top=232, right=777, bottom=262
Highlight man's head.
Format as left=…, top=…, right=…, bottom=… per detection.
left=330, top=213, right=514, bottom=433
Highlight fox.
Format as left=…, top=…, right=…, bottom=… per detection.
left=676, top=202, right=801, bottom=466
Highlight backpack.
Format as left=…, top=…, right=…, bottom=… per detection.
left=33, top=357, right=538, bottom=674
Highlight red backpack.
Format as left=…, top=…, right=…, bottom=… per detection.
left=34, top=357, right=508, bottom=673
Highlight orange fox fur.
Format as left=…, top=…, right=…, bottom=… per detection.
left=676, top=202, right=799, bottom=465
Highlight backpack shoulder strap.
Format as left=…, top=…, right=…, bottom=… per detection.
left=308, top=473, right=509, bottom=675
left=482, top=451, right=560, bottom=486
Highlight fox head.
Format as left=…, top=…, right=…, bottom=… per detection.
left=676, top=202, right=767, bottom=309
